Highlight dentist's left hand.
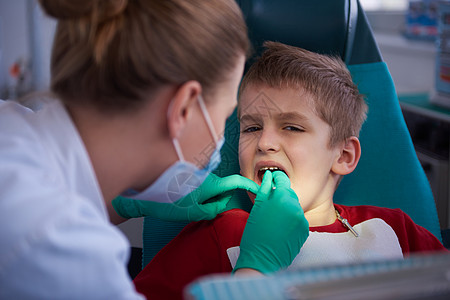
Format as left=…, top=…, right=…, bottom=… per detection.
left=112, top=173, right=259, bottom=222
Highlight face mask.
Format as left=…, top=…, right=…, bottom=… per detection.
left=122, top=95, right=224, bottom=203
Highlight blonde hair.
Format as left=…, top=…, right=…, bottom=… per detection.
left=39, top=0, right=249, bottom=112
left=239, top=41, right=367, bottom=147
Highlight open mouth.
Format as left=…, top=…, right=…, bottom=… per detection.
left=257, top=166, right=288, bottom=183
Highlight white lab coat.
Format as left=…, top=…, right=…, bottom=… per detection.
left=0, top=98, right=144, bottom=299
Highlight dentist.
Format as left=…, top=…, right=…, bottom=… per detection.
left=0, top=0, right=249, bottom=298
left=0, top=0, right=307, bottom=298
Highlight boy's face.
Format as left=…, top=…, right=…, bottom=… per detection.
left=238, top=85, right=342, bottom=212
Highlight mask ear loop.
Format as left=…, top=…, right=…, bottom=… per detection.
left=172, top=138, right=185, bottom=162
left=168, top=95, right=218, bottom=162
left=197, top=95, right=219, bottom=145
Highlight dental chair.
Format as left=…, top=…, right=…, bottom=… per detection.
left=140, top=0, right=443, bottom=269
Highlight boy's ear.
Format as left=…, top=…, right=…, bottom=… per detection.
left=167, top=81, right=202, bottom=139
left=331, top=136, right=361, bottom=175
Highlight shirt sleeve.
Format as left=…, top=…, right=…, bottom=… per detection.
left=395, top=209, right=447, bottom=254
left=133, top=209, right=248, bottom=300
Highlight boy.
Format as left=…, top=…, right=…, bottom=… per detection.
left=133, top=42, right=446, bottom=299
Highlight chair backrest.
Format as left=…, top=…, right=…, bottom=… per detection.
left=237, top=0, right=381, bottom=65
left=142, top=0, right=441, bottom=268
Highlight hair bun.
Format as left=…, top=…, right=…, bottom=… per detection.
left=39, top=0, right=95, bottom=20
left=39, top=0, right=127, bottom=21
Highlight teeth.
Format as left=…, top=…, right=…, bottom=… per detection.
left=259, top=166, right=280, bottom=172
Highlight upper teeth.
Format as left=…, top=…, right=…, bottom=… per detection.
left=259, top=166, right=280, bottom=172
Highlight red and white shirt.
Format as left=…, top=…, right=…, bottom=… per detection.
left=134, top=204, right=446, bottom=300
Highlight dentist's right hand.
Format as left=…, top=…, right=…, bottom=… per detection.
left=233, top=170, right=309, bottom=274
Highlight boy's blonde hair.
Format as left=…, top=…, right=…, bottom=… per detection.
left=239, top=41, right=367, bottom=147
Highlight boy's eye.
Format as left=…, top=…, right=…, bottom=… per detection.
left=284, top=125, right=304, bottom=132
left=242, top=126, right=261, bottom=133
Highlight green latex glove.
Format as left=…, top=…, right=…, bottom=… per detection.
left=233, top=170, right=309, bottom=274
left=112, top=173, right=259, bottom=222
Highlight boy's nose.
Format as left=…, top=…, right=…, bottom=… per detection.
left=257, top=129, right=280, bottom=153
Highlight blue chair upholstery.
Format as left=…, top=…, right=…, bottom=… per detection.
left=237, top=0, right=381, bottom=65
left=142, top=0, right=442, bottom=268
